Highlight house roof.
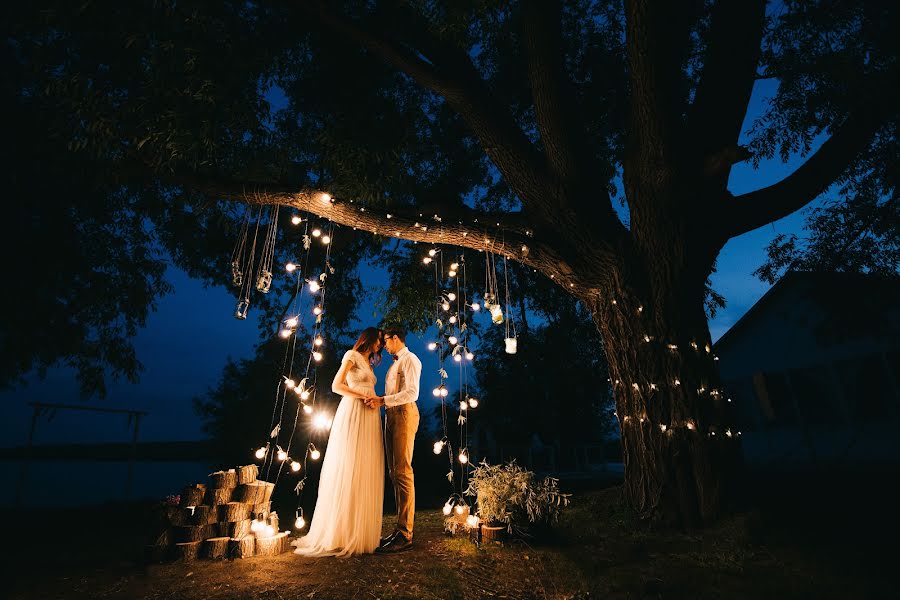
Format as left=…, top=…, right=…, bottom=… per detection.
left=713, top=271, right=900, bottom=354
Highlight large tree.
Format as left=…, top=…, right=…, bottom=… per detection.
left=5, top=0, right=897, bottom=525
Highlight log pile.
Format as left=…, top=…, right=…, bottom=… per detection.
left=146, top=464, right=291, bottom=562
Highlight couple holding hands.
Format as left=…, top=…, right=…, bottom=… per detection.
left=292, top=327, right=423, bottom=557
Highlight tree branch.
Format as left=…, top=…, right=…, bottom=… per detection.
left=688, top=0, right=766, bottom=188
left=724, top=110, right=890, bottom=238
left=309, top=2, right=560, bottom=226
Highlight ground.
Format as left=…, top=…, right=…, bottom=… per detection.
left=6, top=473, right=895, bottom=599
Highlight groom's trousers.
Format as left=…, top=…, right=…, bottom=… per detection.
left=385, top=402, right=420, bottom=542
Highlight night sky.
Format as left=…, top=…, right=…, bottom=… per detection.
left=0, top=80, right=819, bottom=448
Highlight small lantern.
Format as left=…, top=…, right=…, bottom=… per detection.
left=234, top=300, right=250, bottom=320
left=505, top=337, right=518, bottom=354
left=256, top=270, right=272, bottom=293
left=231, top=261, right=243, bottom=287
left=490, top=305, right=504, bottom=324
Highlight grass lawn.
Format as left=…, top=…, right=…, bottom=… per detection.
left=6, top=475, right=894, bottom=599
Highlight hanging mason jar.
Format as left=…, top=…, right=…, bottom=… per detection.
left=504, top=337, right=518, bottom=354
left=256, top=269, right=272, bottom=293
left=490, top=304, right=504, bottom=324
left=234, top=300, right=250, bottom=320
left=231, top=260, right=243, bottom=287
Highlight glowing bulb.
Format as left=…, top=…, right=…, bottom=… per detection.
left=458, top=450, right=468, bottom=464
left=251, top=520, right=262, bottom=532
left=466, top=352, right=474, bottom=360
left=254, top=447, right=266, bottom=459
left=318, top=192, right=332, bottom=204
left=291, top=461, right=301, bottom=472
left=308, top=280, right=321, bottom=292
left=443, top=502, right=453, bottom=515
left=471, top=303, right=480, bottom=311
left=449, top=271, right=457, bottom=278
left=674, top=378, right=681, bottom=386
left=440, top=387, right=449, bottom=398
left=312, top=351, right=323, bottom=362
left=454, top=354, right=462, bottom=362
left=314, top=336, right=323, bottom=346
left=313, top=413, right=330, bottom=429
left=284, top=378, right=296, bottom=389
left=447, top=293, right=456, bottom=301
left=262, top=524, right=275, bottom=538
left=300, top=390, right=311, bottom=400
left=448, top=336, right=458, bottom=345
left=423, top=257, right=432, bottom=265
left=450, top=262, right=459, bottom=270
left=460, top=400, right=467, bottom=411
left=277, top=449, right=287, bottom=461
left=302, top=403, right=313, bottom=414
left=442, top=302, right=450, bottom=311
left=449, top=316, right=457, bottom=324
left=294, top=516, right=306, bottom=528
left=455, top=503, right=465, bottom=515
left=433, top=440, right=445, bottom=454
left=291, top=215, right=302, bottom=225
left=433, top=387, right=441, bottom=397
left=285, top=262, right=297, bottom=272
left=312, top=228, right=322, bottom=237
left=467, top=397, right=479, bottom=408
left=313, top=306, right=323, bottom=315
left=466, top=515, right=480, bottom=528
left=427, top=342, right=437, bottom=351
left=310, top=448, right=321, bottom=460
left=428, top=249, right=437, bottom=257
left=285, top=317, right=299, bottom=328
left=279, top=329, right=292, bottom=338
left=321, top=235, right=331, bottom=244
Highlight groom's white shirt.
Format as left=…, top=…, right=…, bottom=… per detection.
left=383, top=346, right=422, bottom=408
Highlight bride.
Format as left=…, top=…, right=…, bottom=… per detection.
left=292, top=327, right=385, bottom=557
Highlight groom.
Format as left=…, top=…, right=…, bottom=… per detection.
left=365, top=327, right=422, bottom=553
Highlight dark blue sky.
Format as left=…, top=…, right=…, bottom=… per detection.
left=0, top=79, right=823, bottom=448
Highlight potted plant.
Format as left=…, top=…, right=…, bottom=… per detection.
left=464, top=460, right=570, bottom=541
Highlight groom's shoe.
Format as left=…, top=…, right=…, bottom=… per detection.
left=377, top=535, right=413, bottom=554
left=378, top=531, right=400, bottom=548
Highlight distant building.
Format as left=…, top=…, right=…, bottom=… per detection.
left=714, top=272, right=900, bottom=466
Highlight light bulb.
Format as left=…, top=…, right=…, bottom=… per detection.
left=427, top=342, right=437, bottom=351
left=314, top=336, right=323, bottom=346
left=308, top=280, right=320, bottom=292
left=458, top=450, right=468, bottom=464
left=321, top=235, right=331, bottom=244
left=277, top=449, right=287, bottom=461
left=466, top=514, right=480, bottom=528
left=313, top=306, right=323, bottom=315
left=313, top=413, right=330, bottom=429
left=251, top=520, right=262, bottom=532
left=312, top=351, right=323, bottom=361
left=285, top=262, right=297, bottom=272
left=442, top=302, right=450, bottom=311
left=454, top=354, right=462, bottom=363
left=432, top=387, right=441, bottom=397
left=440, top=387, right=449, bottom=398
left=300, top=389, right=311, bottom=400
left=471, top=303, right=480, bottom=311
left=302, top=403, right=313, bottom=414
left=460, top=400, right=467, bottom=411
left=428, top=249, right=437, bottom=257
left=450, top=262, right=459, bottom=270
left=433, top=440, right=445, bottom=454
left=291, top=461, right=301, bottom=472
left=455, top=503, right=465, bottom=514
left=449, top=316, right=457, bottom=324
left=294, top=516, right=306, bottom=528
left=466, top=352, right=474, bottom=361
left=447, top=293, right=456, bottom=301
left=443, top=502, right=453, bottom=515
left=311, top=228, right=322, bottom=237
left=284, top=378, right=296, bottom=389
left=467, top=398, right=479, bottom=408
left=279, top=329, right=292, bottom=338
left=255, top=447, right=266, bottom=459
left=449, top=271, right=457, bottom=278
left=286, top=317, right=299, bottom=329
left=423, top=257, right=432, bottom=265
left=318, top=192, right=332, bottom=204
left=291, top=215, right=302, bottom=225
left=310, top=449, right=321, bottom=460
left=262, top=524, right=274, bottom=538
left=448, top=336, right=458, bottom=345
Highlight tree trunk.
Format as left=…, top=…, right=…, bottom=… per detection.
left=588, top=272, right=742, bottom=527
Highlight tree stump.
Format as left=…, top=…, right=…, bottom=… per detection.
left=229, top=535, right=255, bottom=558
left=250, top=501, right=272, bottom=519
left=191, top=505, right=214, bottom=525
left=236, top=464, right=258, bottom=485
left=255, top=531, right=289, bottom=556
left=173, top=541, right=202, bottom=561
left=205, top=486, right=233, bottom=505
left=234, top=480, right=274, bottom=504
left=173, top=524, right=213, bottom=543
left=202, top=536, right=230, bottom=559
left=209, top=469, right=237, bottom=488
left=219, top=502, right=250, bottom=522
left=219, top=519, right=251, bottom=538
left=180, top=484, right=206, bottom=507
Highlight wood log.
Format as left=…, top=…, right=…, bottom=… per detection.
left=219, top=502, right=250, bottom=522
left=250, top=501, right=272, bottom=520
left=173, top=541, right=202, bottom=561
left=233, top=480, right=274, bottom=504
left=229, top=535, right=255, bottom=558
left=254, top=531, right=289, bottom=557
left=202, top=536, right=230, bottom=559
left=218, top=518, right=251, bottom=538
left=209, top=469, right=237, bottom=489
left=173, top=524, right=214, bottom=543
left=236, top=464, right=258, bottom=485
left=179, top=484, right=206, bottom=507
left=204, top=486, right=233, bottom=505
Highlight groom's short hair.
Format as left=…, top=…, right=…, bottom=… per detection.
left=383, top=327, right=407, bottom=343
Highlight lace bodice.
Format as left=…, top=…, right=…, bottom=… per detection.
left=340, top=350, right=377, bottom=396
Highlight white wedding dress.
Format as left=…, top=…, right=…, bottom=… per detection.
left=292, top=350, right=385, bottom=557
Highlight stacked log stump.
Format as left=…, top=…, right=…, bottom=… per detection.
left=145, top=464, right=292, bottom=562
